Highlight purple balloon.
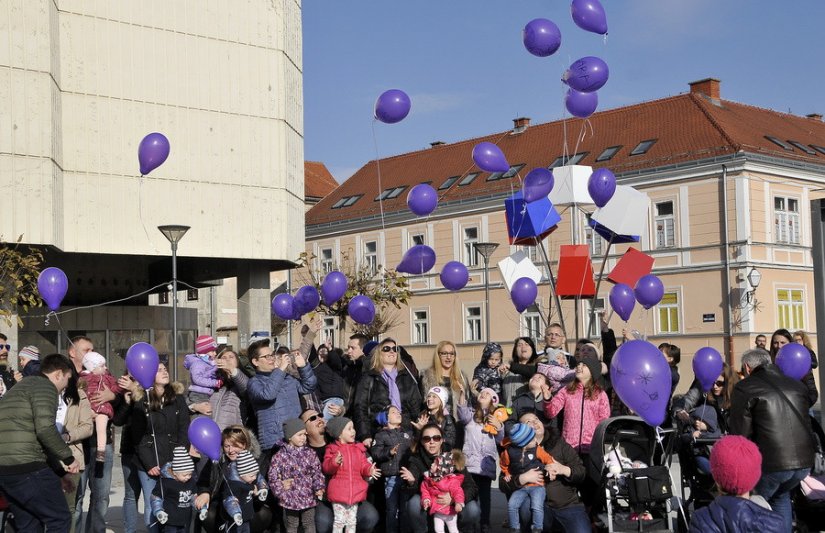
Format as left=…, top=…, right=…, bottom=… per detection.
left=271, top=293, right=295, bottom=321
left=523, top=18, right=562, bottom=57
left=397, top=245, right=436, bottom=275
left=294, top=285, right=320, bottom=315
left=125, top=342, right=159, bottom=389
left=37, top=267, right=68, bottom=312
left=776, top=343, right=813, bottom=380
left=188, top=417, right=222, bottom=461
left=611, top=340, right=672, bottom=426
left=349, top=295, right=376, bottom=325
left=374, top=89, right=411, bottom=124
left=138, top=132, right=170, bottom=175
left=571, top=0, right=608, bottom=35
left=562, top=56, right=609, bottom=93
left=407, top=184, right=438, bottom=217
left=634, top=275, right=664, bottom=310
left=566, top=88, right=599, bottom=119
left=587, top=167, right=616, bottom=208
left=523, top=168, right=555, bottom=203
left=440, top=261, right=469, bottom=291
left=321, top=271, right=348, bottom=306
left=609, top=283, right=635, bottom=322
left=693, top=347, right=724, bottom=392
left=472, top=142, right=510, bottom=173
left=511, top=277, right=538, bottom=313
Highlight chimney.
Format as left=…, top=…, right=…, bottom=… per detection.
left=430, top=141, right=446, bottom=148
left=807, top=113, right=823, bottom=122
left=689, top=78, right=721, bottom=100
left=512, top=116, right=531, bottom=134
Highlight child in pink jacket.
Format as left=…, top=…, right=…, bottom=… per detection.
left=322, top=417, right=381, bottom=533
left=420, top=450, right=465, bottom=533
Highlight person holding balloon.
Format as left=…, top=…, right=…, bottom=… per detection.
left=769, top=328, right=818, bottom=407
left=674, top=362, right=739, bottom=435
left=117, top=361, right=191, bottom=533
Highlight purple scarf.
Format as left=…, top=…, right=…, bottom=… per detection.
left=381, top=368, right=402, bottom=411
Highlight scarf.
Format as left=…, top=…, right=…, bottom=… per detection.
left=381, top=368, right=402, bottom=411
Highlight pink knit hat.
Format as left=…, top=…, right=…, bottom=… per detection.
left=195, top=335, right=218, bottom=355
left=710, top=435, right=762, bottom=495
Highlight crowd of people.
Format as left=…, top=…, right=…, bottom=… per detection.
left=0, top=321, right=819, bottom=533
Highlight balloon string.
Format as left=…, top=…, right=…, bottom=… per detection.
left=655, top=425, right=689, bottom=530
left=48, top=312, right=76, bottom=351
left=146, top=393, right=165, bottom=501
left=138, top=175, right=161, bottom=255
left=370, top=120, right=388, bottom=287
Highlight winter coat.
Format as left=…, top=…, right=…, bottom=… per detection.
left=370, top=427, right=413, bottom=476
left=420, top=367, right=472, bottom=421
left=322, top=441, right=373, bottom=505
left=544, top=382, right=610, bottom=453
left=0, top=366, right=14, bottom=397
left=269, top=444, right=325, bottom=510
left=247, top=363, right=317, bottom=450
left=0, top=375, right=75, bottom=474
left=184, top=354, right=221, bottom=397
left=222, top=478, right=257, bottom=521
left=353, top=367, right=422, bottom=441
left=21, top=359, right=41, bottom=377
left=509, top=390, right=552, bottom=428
left=115, top=382, right=191, bottom=471
left=459, top=405, right=502, bottom=479
left=401, top=446, right=478, bottom=503
left=312, top=350, right=346, bottom=401
left=681, top=405, right=722, bottom=457
left=729, top=364, right=816, bottom=472
left=62, top=389, right=95, bottom=471
left=209, top=369, right=250, bottom=431
left=150, top=462, right=197, bottom=526
left=689, top=495, right=783, bottom=532
left=500, top=444, right=554, bottom=483
left=79, top=371, right=123, bottom=418
left=420, top=473, right=464, bottom=516
left=472, top=363, right=502, bottom=396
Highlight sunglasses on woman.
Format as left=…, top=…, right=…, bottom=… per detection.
left=382, top=345, right=398, bottom=353
left=421, top=434, right=443, bottom=443
left=714, top=380, right=725, bottom=387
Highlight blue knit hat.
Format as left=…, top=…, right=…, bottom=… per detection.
left=364, top=341, right=379, bottom=357
left=509, top=423, right=536, bottom=448
left=375, top=407, right=390, bottom=427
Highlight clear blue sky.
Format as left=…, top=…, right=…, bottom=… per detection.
left=303, top=1, right=825, bottom=183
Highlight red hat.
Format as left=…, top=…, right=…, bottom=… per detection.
left=710, top=435, right=762, bottom=495
left=195, top=335, right=218, bottom=355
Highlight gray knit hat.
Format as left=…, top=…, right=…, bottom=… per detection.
left=171, top=446, right=194, bottom=474
left=326, top=416, right=352, bottom=440
left=283, top=418, right=305, bottom=442
left=236, top=450, right=259, bottom=477
left=19, top=345, right=40, bottom=361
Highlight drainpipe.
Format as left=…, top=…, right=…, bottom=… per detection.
left=721, top=165, right=734, bottom=365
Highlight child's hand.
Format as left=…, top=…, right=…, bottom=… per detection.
left=390, top=444, right=399, bottom=456
left=282, top=478, right=293, bottom=490
left=454, top=502, right=464, bottom=513
left=422, top=499, right=431, bottom=510
left=504, top=474, right=511, bottom=482
left=315, top=489, right=324, bottom=500
left=369, top=464, right=382, bottom=480
left=335, top=451, right=343, bottom=465
left=412, top=413, right=429, bottom=430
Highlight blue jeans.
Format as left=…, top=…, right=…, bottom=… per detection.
left=121, top=454, right=143, bottom=533
left=404, top=494, right=480, bottom=533
left=509, top=486, right=544, bottom=530
left=315, top=500, right=379, bottom=533
left=322, top=397, right=345, bottom=422
left=755, top=467, right=810, bottom=533
left=384, top=475, right=402, bottom=532
left=0, top=467, right=71, bottom=533
left=137, top=468, right=160, bottom=533
left=75, top=443, right=114, bottom=533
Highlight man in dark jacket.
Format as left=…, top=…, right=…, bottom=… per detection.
left=0, top=353, right=79, bottom=532
left=0, top=333, right=15, bottom=396
left=729, top=348, right=815, bottom=532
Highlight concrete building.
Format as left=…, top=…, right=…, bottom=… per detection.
left=305, top=79, right=825, bottom=392
left=1, top=1, right=304, bottom=380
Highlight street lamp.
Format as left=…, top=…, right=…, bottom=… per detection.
left=473, top=242, right=499, bottom=343
left=158, top=225, right=190, bottom=381
left=746, top=267, right=762, bottom=303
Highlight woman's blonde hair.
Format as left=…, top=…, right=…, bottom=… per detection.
left=432, top=340, right=464, bottom=395
left=370, top=338, right=405, bottom=372
left=794, top=330, right=815, bottom=351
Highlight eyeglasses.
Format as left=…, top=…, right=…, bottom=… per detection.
left=421, top=435, right=443, bottom=443
left=303, top=414, right=321, bottom=423
left=546, top=333, right=563, bottom=338
left=257, top=353, right=277, bottom=361
left=438, top=351, right=456, bottom=357
left=714, top=380, right=725, bottom=387
left=0, top=344, right=9, bottom=351
left=382, top=345, right=398, bottom=353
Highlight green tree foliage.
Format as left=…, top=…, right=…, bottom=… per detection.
left=0, top=236, right=44, bottom=326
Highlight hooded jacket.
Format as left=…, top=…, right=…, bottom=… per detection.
left=208, top=368, right=250, bottom=431
left=544, top=382, right=610, bottom=453
left=184, top=354, right=221, bottom=396
left=322, top=441, right=373, bottom=505
left=689, top=495, right=783, bottom=532
left=269, top=443, right=325, bottom=510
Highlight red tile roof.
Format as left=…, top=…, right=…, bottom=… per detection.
left=307, top=85, right=825, bottom=227
left=305, top=161, right=339, bottom=200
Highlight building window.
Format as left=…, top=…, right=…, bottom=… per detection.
left=439, top=176, right=460, bottom=190
left=463, top=227, right=479, bottom=267
left=363, top=240, right=378, bottom=276
left=320, top=248, right=334, bottom=274
left=630, top=139, right=657, bottom=156
left=459, top=172, right=480, bottom=186
left=657, top=292, right=680, bottom=333
left=411, top=233, right=426, bottom=246
left=186, top=289, right=199, bottom=301
left=585, top=216, right=603, bottom=256
left=596, top=146, right=622, bottom=162
left=465, top=306, right=483, bottom=342
left=521, top=305, right=542, bottom=345
left=520, top=244, right=542, bottom=264
left=777, top=288, right=804, bottom=330
left=774, top=196, right=800, bottom=244
left=655, top=201, right=675, bottom=248
left=412, top=309, right=430, bottom=344
left=321, top=317, right=337, bottom=348
left=587, top=298, right=606, bottom=337
left=159, top=291, right=169, bottom=305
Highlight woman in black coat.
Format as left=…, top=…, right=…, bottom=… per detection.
left=353, top=338, right=422, bottom=444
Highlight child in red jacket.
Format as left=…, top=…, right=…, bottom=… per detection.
left=322, top=417, right=381, bottom=533
left=420, top=450, right=465, bottom=533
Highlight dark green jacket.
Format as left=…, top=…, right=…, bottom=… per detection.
left=0, top=375, right=75, bottom=474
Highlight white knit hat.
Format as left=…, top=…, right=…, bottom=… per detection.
left=427, top=386, right=450, bottom=414
left=82, top=351, right=107, bottom=372
left=18, top=345, right=40, bottom=361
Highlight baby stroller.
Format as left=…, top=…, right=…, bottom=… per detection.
left=589, top=416, right=676, bottom=532
left=792, top=415, right=825, bottom=532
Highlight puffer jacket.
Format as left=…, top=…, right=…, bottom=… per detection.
left=459, top=405, right=501, bottom=479
left=0, top=375, right=75, bottom=473
left=209, top=369, right=249, bottom=430
left=729, top=364, right=816, bottom=472
left=544, top=382, right=610, bottom=453
left=689, top=495, right=783, bottom=532
left=184, top=354, right=221, bottom=396
left=322, top=441, right=373, bottom=505
left=63, top=389, right=95, bottom=470
left=269, top=443, right=325, bottom=510
left=353, top=368, right=421, bottom=441
left=401, top=445, right=478, bottom=503
left=370, top=427, right=413, bottom=476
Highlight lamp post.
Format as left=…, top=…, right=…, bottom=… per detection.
left=158, top=225, right=190, bottom=381
left=473, top=242, right=499, bottom=343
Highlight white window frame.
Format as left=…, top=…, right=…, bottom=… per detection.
left=774, top=196, right=800, bottom=244
left=521, top=305, right=542, bottom=345
left=585, top=225, right=603, bottom=257
left=654, top=200, right=676, bottom=249
left=463, top=226, right=480, bottom=267
left=321, top=316, right=337, bottom=348
left=411, top=233, right=426, bottom=246
left=776, top=286, right=805, bottom=330
left=412, top=308, right=430, bottom=345
left=657, top=290, right=681, bottom=334
left=586, top=298, right=606, bottom=337
left=363, top=240, right=378, bottom=276
left=320, top=247, right=334, bottom=275
left=464, top=304, right=483, bottom=343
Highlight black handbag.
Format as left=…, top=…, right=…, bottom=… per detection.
left=627, top=465, right=673, bottom=505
